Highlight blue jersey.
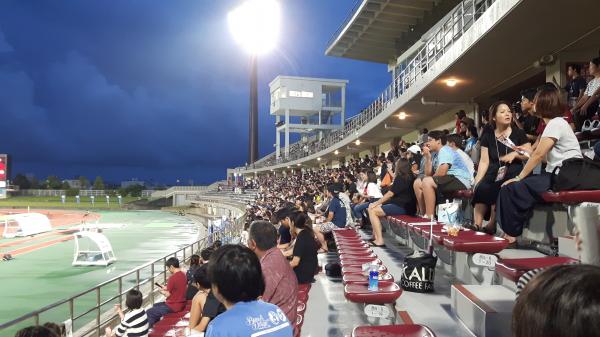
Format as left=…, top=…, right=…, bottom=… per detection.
left=327, top=197, right=347, bottom=228
left=206, top=300, right=292, bottom=337
left=437, top=145, right=472, bottom=187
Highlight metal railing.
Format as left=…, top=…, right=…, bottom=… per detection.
left=0, top=211, right=246, bottom=337
left=240, top=0, right=496, bottom=172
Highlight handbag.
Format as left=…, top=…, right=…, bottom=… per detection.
left=551, top=157, right=600, bottom=191
left=400, top=251, right=437, bottom=293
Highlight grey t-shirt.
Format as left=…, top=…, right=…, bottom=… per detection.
left=541, top=117, right=582, bottom=173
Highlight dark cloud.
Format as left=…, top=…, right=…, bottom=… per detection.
left=0, top=1, right=389, bottom=184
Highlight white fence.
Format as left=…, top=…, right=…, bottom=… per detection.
left=14, top=189, right=156, bottom=197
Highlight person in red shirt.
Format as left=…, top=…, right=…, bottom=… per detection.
left=147, top=257, right=187, bottom=327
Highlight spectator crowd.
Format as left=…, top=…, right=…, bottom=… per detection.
left=14, top=57, right=600, bottom=337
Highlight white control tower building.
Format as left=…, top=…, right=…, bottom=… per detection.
left=269, top=76, right=348, bottom=159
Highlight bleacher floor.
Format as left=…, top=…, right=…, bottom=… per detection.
left=302, top=228, right=474, bottom=337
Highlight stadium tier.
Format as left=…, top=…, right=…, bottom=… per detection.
left=4, top=0, right=600, bottom=337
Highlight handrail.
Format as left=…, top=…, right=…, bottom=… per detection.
left=0, top=208, right=246, bottom=337
left=240, top=0, right=496, bottom=172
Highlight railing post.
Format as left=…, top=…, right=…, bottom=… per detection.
left=150, top=263, right=155, bottom=304
left=136, top=270, right=140, bottom=290
left=69, top=299, right=74, bottom=324
left=96, top=287, right=101, bottom=337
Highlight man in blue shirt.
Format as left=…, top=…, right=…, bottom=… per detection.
left=314, top=183, right=347, bottom=253
left=415, top=131, right=473, bottom=219
left=206, top=245, right=292, bottom=337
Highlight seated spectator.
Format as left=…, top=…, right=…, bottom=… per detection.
left=470, top=101, right=530, bottom=234
left=185, top=254, right=202, bottom=300
left=314, top=183, right=347, bottom=252
left=367, top=159, right=417, bottom=247
left=515, top=88, right=540, bottom=143
left=14, top=326, right=57, bottom=337
left=512, top=264, right=600, bottom=337
left=564, top=63, right=588, bottom=109
left=416, top=130, right=473, bottom=219
left=497, top=86, right=582, bottom=244
left=188, top=265, right=225, bottom=333
left=248, top=220, right=298, bottom=326
left=352, top=171, right=382, bottom=226
left=594, top=141, right=600, bottom=161
left=146, top=257, right=187, bottom=327
left=274, top=206, right=298, bottom=251
left=413, top=132, right=441, bottom=216
left=406, top=144, right=422, bottom=175
left=205, top=245, right=293, bottom=337
left=187, top=255, right=201, bottom=282
left=200, top=247, right=213, bottom=264
left=464, top=125, right=480, bottom=163
left=290, top=212, right=319, bottom=285
left=105, top=289, right=149, bottom=337
left=42, top=323, right=65, bottom=337
left=572, top=57, right=600, bottom=130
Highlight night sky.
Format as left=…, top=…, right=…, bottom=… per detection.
left=0, top=1, right=389, bottom=185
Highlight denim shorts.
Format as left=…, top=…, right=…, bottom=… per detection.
left=381, top=203, right=407, bottom=216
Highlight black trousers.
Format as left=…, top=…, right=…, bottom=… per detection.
left=496, top=173, right=552, bottom=237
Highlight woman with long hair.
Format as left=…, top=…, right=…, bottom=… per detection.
left=367, top=159, right=417, bottom=247
left=469, top=101, right=530, bottom=234
left=289, top=212, right=319, bottom=285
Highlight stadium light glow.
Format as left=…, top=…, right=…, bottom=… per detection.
left=355, top=139, right=361, bottom=146
left=228, top=0, right=281, bottom=55
left=334, top=150, right=339, bottom=155
left=317, top=157, right=322, bottom=161
left=398, top=112, right=407, bottom=120
left=445, top=79, right=458, bottom=87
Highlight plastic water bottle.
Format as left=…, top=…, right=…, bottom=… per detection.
left=368, top=262, right=379, bottom=291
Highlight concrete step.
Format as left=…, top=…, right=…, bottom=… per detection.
left=451, top=284, right=515, bottom=337
left=558, top=235, right=579, bottom=259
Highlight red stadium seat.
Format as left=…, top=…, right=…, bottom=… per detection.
left=450, top=189, right=474, bottom=199
left=343, top=272, right=394, bottom=285
left=340, top=258, right=382, bottom=267
left=352, top=324, right=436, bottom=337
left=541, top=190, right=600, bottom=203
left=342, top=264, right=388, bottom=275
left=495, top=257, right=578, bottom=283
left=344, top=280, right=402, bottom=304
left=443, top=231, right=509, bottom=254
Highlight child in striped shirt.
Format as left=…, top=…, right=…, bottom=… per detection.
left=105, top=289, right=149, bottom=337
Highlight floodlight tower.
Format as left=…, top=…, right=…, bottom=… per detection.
left=228, top=0, right=281, bottom=164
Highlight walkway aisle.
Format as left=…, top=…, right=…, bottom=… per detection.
left=302, top=229, right=473, bottom=337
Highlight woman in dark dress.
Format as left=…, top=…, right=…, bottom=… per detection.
left=471, top=101, right=531, bottom=234
left=289, top=212, right=319, bottom=285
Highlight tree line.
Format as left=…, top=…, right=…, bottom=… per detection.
left=11, top=174, right=145, bottom=197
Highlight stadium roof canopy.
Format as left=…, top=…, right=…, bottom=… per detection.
left=325, top=0, right=461, bottom=64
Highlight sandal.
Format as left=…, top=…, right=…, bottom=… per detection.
left=369, top=242, right=386, bottom=248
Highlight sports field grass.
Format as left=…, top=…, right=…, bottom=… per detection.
left=0, top=196, right=141, bottom=210
left=0, top=210, right=204, bottom=336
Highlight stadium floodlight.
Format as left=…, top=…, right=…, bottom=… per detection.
left=228, top=0, right=281, bottom=164
left=228, top=0, right=281, bottom=55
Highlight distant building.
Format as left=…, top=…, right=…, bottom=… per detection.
left=62, top=179, right=84, bottom=189
left=121, top=179, right=145, bottom=188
